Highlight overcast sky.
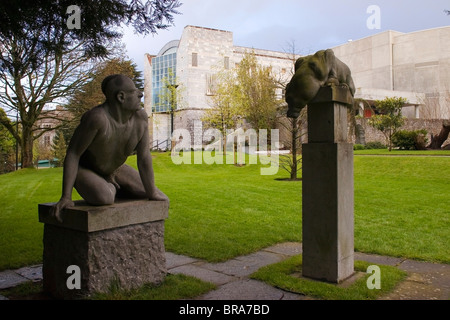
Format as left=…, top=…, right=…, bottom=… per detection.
left=123, top=0, right=450, bottom=73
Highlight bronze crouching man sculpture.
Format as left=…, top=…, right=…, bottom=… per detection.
left=51, top=74, right=168, bottom=222
left=285, top=49, right=355, bottom=118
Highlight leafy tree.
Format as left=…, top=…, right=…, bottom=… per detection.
left=52, top=130, right=67, bottom=167
left=0, top=0, right=181, bottom=168
left=368, top=97, right=407, bottom=151
left=0, top=116, right=16, bottom=173
left=205, top=52, right=281, bottom=142
left=235, top=53, right=281, bottom=135
left=203, top=71, right=243, bottom=152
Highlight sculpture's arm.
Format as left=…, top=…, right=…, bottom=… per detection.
left=51, top=113, right=100, bottom=221
left=136, top=118, right=168, bottom=202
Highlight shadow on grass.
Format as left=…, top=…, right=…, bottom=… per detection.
left=274, top=178, right=302, bottom=181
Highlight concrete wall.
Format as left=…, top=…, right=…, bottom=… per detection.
left=333, top=31, right=401, bottom=91
left=393, top=27, right=450, bottom=119
left=333, top=27, right=450, bottom=119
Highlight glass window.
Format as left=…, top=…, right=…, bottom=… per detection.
left=152, top=52, right=177, bottom=113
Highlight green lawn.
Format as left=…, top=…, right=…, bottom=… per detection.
left=0, top=151, right=449, bottom=271
left=354, top=149, right=450, bottom=156
left=251, top=255, right=407, bottom=300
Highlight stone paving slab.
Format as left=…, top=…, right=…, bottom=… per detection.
left=0, top=270, right=28, bottom=290
left=399, top=259, right=450, bottom=275
left=201, top=251, right=286, bottom=278
left=166, top=252, right=200, bottom=269
left=196, top=279, right=306, bottom=300
left=15, top=265, right=43, bottom=282
left=169, top=264, right=235, bottom=286
left=398, top=260, right=450, bottom=290
left=354, top=252, right=404, bottom=266
left=380, top=277, right=446, bottom=300
left=263, top=242, right=303, bottom=256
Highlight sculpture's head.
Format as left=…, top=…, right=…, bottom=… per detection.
left=102, top=74, right=143, bottom=111
left=285, top=50, right=334, bottom=118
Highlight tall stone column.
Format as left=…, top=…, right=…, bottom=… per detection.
left=302, top=85, right=354, bottom=283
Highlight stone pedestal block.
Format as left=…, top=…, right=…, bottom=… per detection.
left=38, top=200, right=169, bottom=299
left=302, top=85, right=354, bottom=283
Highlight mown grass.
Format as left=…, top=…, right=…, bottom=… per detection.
left=156, top=152, right=302, bottom=262
left=251, top=255, right=407, bottom=300
left=353, top=155, right=450, bottom=263
left=0, top=168, right=82, bottom=269
left=354, top=149, right=450, bottom=156
left=90, top=274, right=216, bottom=300
left=0, top=274, right=216, bottom=300
left=0, top=151, right=449, bottom=272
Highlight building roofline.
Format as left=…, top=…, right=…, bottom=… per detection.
left=157, top=40, right=180, bottom=56
left=184, top=25, right=232, bottom=34
left=234, top=46, right=295, bottom=61
left=332, top=30, right=405, bottom=49
left=333, top=26, right=450, bottom=49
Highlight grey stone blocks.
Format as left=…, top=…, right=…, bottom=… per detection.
left=38, top=200, right=169, bottom=299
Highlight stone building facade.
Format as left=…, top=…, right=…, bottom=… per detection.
left=144, top=25, right=295, bottom=149
left=144, top=25, right=450, bottom=149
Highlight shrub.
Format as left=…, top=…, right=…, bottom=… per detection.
left=353, top=144, right=365, bottom=150
left=392, top=130, right=428, bottom=150
left=365, top=141, right=386, bottom=149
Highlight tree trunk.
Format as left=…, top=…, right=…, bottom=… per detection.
left=428, top=120, right=450, bottom=150
left=21, top=126, right=34, bottom=168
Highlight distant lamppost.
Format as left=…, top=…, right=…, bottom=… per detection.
left=166, top=84, right=179, bottom=150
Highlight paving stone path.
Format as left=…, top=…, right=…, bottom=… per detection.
left=1, top=242, right=449, bottom=300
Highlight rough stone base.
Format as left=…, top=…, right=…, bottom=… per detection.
left=39, top=200, right=168, bottom=299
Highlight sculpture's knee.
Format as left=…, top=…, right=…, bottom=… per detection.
left=74, top=178, right=116, bottom=206
left=88, top=185, right=116, bottom=206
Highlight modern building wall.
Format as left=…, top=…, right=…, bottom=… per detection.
left=332, top=26, right=450, bottom=119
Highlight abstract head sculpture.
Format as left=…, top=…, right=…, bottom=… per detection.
left=285, top=49, right=355, bottom=118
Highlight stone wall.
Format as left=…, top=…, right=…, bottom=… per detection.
left=355, top=118, right=450, bottom=147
